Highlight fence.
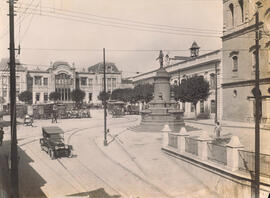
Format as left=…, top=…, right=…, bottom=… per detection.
left=207, top=143, right=227, bottom=165
left=238, top=150, right=270, bottom=178
left=185, top=137, right=198, bottom=156
left=168, top=133, right=178, bottom=148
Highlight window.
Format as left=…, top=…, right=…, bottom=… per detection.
left=34, top=76, right=42, bottom=85
left=211, top=100, right=215, bottom=113
left=200, top=101, right=204, bottom=113
left=3, top=89, right=7, bottom=97
left=191, top=104, right=195, bottom=112
left=89, top=93, right=92, bottom=102
left=44, top=93, right=48, bottom=102
left=209, top=73, right=216, bottom=89
left=229, top=3, right=234, bottom=27
left=43, top=78, right=48, bottom=86
left=36, top=93, right=40, bottom=102
left=2, top=76, right=7, bottom=86
left=107, top=66, right=112, bottom=73
left=81, top=77, right=87, bottom=86
left=238, top=0, right=244, bottom=22
left=112, top=78, right=116, bottom=89
left=232, top=56, right=238, bottom=72
left=233, top=90, right=237, bottom=97
left=182, top=102, right=185, bottom=112
left=16, top=90, right=19, bottom=97
left=88, top=79, right=93, bottom=88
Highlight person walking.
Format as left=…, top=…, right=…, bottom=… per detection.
left=52, top=103, right=58, bottom=123
left=0, top=127, right=4, bottom=146
left=214, top=122, right=222, bottom=138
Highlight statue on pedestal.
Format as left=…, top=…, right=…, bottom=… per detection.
left=156, top=50, right=164, bottom=68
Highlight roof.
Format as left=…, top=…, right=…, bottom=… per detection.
left=0, top=58, right=26, bottom=71
left=42, top=126, right=64, bottom=134
left=88, top=62, right=120, bottom=74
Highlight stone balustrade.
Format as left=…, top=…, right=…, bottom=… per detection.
left=162, top=125, right=248, bottom=172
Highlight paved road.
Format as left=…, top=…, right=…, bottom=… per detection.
left=3, top=110, right=219, bottom=198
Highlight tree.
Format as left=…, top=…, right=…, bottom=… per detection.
left=18, top=90, right=32, bottom=104
left=71, top=89, right=86, bottom=108
left=133, top=84, right=154, bottom=103
left=174, top=76, right=210, bottom=119
left=98, top=91, right=111, bottom=103
left=49, top=92, right=61, bottom=102
left=111, top=88, right=134, bottom=102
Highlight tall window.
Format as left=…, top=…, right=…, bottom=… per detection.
left=209, top=73, right=216, bottom=89
left=191, top=104, right=195, bottom=112
left=200, top=101, right=204, bottom=113
left=36, top=93, right=40, bottom=102
left=43, top=78, right=48, bottom=86
left=211, top=100, right=215, bottom=113
left=112, top=78, right=116, bottom=89
left=81, top=77, right=87, bottom=86
left=34, top=76, right=42, bottom=85
left=229, top=3, right=234, bottom=27
left=232, top=56, right=238, bottom=72
left=107, top=78, right=112, bottom=92
left=44, top=93, right=48, bottom=102
left=88, top=78, right=93, bottom=89
left=238, top=0, right=244, bottom=22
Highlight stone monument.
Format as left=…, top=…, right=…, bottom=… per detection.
left=139, top=50, right=185, bottom=132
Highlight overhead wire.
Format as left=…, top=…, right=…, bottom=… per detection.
left=19, top=2, right=223, bottom=33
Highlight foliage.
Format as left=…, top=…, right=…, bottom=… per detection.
left=18, top=90, right=32, bottom=104
left=71, top=89, right=86, bottom=107
left=111, top=88, right=134, bottom=102
left=49, top=92, right=61, bottom=101
left=97, top=91, right=111, bottom=102
left=173, top=76, right=210, bottom=119
left=132, top=83, right=154, bottom=103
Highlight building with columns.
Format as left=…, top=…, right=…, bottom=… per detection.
left=130, top=42, right=222, bottom=120
left=0, top=60, right=122, bottom=106
left=222, top=0, right=270, bottom=125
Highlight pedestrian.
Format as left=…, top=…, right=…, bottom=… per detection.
left=0, top=127, right=4, bottom=146
left=214, top=122, right=222, bottom=138
left=52, top=103, right=58, bottom=123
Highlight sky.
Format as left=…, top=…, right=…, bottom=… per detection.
left=0, top=0, right=223, bottom=77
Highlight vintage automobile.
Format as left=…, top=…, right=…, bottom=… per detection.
left=40, top=126, right=73, bottom=159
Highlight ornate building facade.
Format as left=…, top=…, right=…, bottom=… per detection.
left=130, top=42, right=222, bottom=120
left=222, top=0, right=270, bottom=125
left=0, top=60, right=122, bottom=106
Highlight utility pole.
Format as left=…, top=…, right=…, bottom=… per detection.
left=103, top=48, right=107, bottom=146
left=215, top=63, right=218, bottom=124
left=254, top=4, right=261, bottom=198
left=8, top=0, right=19, bottom=197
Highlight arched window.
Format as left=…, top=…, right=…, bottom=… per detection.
left=209, top=73, right=215, bottom=89
left=232, top=56, right=238, bottom=72
left=238, top=0, right=244, bottom=22
left=229, top=3, right=234, bottom=27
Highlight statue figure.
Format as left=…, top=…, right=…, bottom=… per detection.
left=156, top=50, right=164, bottom=68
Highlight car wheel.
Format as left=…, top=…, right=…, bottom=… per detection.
left=50, top=150, right=55, bottom=160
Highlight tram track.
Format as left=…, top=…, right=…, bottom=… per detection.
left=19, top=115, right=143, bottom=197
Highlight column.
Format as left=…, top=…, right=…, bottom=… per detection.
left=197, top=131, right=212, bottom=161
left=161, top=124, right=171, bottom=148
left=226, top=136, right=244, bottom=171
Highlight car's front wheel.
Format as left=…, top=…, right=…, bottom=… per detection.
left=49, top=150, right=55, bottom=160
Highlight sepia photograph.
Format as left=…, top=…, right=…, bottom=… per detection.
left=0, top=0, right=270, bottom=197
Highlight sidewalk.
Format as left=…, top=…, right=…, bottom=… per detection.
left=0, top=141, right=11, bottom=198
left=185, top=118, right=269, bottom=130
left=96, top=127, right=220, bottom=198
left=185, top=118, right=270, bottom=154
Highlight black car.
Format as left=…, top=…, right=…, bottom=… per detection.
left=40, top=126, right=73, bottom=159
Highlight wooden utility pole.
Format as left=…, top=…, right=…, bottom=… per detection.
left=103, top=48, right=107, bottom=146
left=215, top=63, right=218, bottom=124
left=254, top=7, right=261, bottom=198
left=8, top=0, right=19, bottom=197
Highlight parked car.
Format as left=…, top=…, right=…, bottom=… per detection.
left=40, top=126, right=73, bottom=159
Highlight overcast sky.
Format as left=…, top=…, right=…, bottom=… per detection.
left=0, top=0, right=223, bottom=77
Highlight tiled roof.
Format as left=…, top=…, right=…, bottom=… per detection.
left=88, top=62, right=120, bottom=74
left=0, top=58, right=26, bottom=71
